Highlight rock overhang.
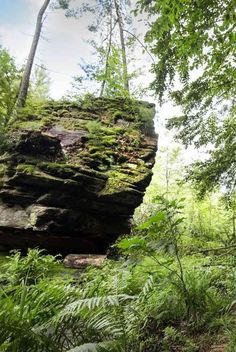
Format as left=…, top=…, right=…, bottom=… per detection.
left=0, top=97, right=157, bottom=253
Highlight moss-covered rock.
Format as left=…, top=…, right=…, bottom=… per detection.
left=0, top=97, right=157, bottom=253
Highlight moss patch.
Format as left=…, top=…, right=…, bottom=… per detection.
left=16, top=164, right=37, bottom=175
left=7, top=97, right=156, bottom=194
left=0, top=164, right=7, bottom=177
left=100, top=164, right=151, bottom=195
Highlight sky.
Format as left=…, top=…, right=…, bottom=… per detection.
left=0, top=1, right=164, bottom=101
left=0, top=0, right=201, bottom=161
left=0, top=0, right=96, bottom=98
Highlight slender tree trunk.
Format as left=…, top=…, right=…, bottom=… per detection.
left=100, top=9, right=114, bottom=97
left=114, top=0, right=129, bottom=93
left=17, top=0, right=51, bottom=108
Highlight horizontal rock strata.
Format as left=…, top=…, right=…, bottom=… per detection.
left=0, top=97, right=157, bottom=253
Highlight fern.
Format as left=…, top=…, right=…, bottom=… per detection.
left=140, top=275, right=154, bottom=300
left=53, top=294, right=136, bottom=323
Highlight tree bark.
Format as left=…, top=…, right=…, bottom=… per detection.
left=114, top=0, right=129, bottom=93
left=17, top=0, right=51, bottom=108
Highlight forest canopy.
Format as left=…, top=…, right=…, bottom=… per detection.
left=137, top=0, right=236, bottom=195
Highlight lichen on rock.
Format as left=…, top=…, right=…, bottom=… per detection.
left=0, top=97, right=157, bottom=253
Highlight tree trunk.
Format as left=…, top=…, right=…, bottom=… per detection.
left=100, top=9, right=115, bottom=97
left=114, top=0, right=129, bottom=93
left=17, top=0, right=51, bottom=108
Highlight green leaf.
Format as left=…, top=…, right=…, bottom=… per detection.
left=137, top=212, right=166, bottom=230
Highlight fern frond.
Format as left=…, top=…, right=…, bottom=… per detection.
left=55, top=294, right=136, bottom=322
left=139, top=275, right=154, bottom=301
left=86, top=310, right=123, bottom=336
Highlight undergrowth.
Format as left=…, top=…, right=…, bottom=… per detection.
left=0, top=197, right=236, bottom=351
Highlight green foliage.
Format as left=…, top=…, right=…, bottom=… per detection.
left=186, top=116, right=236, bottom=196
left=0, top=145, right=235, bottom=351
left=0, top=249, right=76, bottom=352
left=96, top=45, right=131, bottom=98
left=1, top=249, right=60, bottom=285
left=137, top=0, right=235, bottom=102
left=136, top=0, right=236, bottom=193
left=68, top=0, right=148, bottom=99
left=137, top=146, right=235, bottom=245
left=0, top=47, right=21, bottom=131
left=28, top=65, right=51, bottom=103
left=118, top=197, right=226, bottom=330
left=162, top=326, right=198, bottom=352
left=77, top=45, right=132, bottom=98
left=0, top=199, right=235, bottom=351
left=86, top=120, right=103, bottom=135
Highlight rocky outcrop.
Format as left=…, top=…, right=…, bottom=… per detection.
left=0, top=97, right=157, bottom=253
left=64, top=254, right=106, bottom=268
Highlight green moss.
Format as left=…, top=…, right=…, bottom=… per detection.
left=12, top=112, right=57, bottom=130
left=88, top=146, right=103, bottom=154
left=57, top=118, right=87, bottom=131
left=57, top=109, right=70, bottom=116
left=85, top=122, right=123, bottom=150
left=100, top=171, right=131, bottom=195
left=17, top=164, right=37, bottom=175
left=100, top=160, right=152, bottom=195
left=88, top=144, right=117, bottom=164
left=38, top=162, right=77, bottom=179
left=7, top=98, right=155, bottom=188
left=38, top=161, right=107, bottom=180
left=71, top=111, right=98, bottom=120
left=111, top=109, right=136, bottom=122
left=13, top=120, right=46, bottom=131
left=13, top=99, right=154, bottom=139
left=0, top=164, right=7, bottom=188
left=86, top=120, right=103, bottom=134
left=16, top=163, right=70, bottom=179
left=101, top=135, right=117, bottom=146
left=92, top=151, right=114, bottom=162
left=41, top=115, right=58, bottom=125
left=0, top=164, right=7, bottom=177
left=51, top=111, right=61, bottom=117
left=124, top=129, right=141, bottom=147
left=102, top=126, right=124, bottom=135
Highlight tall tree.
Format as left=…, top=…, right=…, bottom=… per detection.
left=114, top=0, right=129, bottom=93
left=0, top=47, right=20, bottom=130
left=70, top=0, right=132, bottom=97
left=99, top=3, right=114, bottom=97
left=17, top=0, right=71, bottom=108
left=137, top=0, right=236, bottom=195
left=17, top=0, right=51, bottom=108
left=29, top=65, right=51, bottom=102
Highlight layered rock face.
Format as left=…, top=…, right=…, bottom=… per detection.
left=0, top=97, right=157, bottom=253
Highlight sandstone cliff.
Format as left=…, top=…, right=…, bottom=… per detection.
left=0, top=97, right=157, bottom=253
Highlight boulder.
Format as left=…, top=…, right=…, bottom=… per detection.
left=64, top=254, right=106, bottom=268
left=0, top=97, right=157, bottom=253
